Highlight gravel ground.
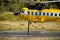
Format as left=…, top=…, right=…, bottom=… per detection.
left=0, top=36, right=60, bottom=40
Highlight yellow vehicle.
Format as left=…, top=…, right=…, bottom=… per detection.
left=19, top=0, right=60, bottom=22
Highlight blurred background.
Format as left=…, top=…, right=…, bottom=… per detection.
left=0, top=0, right=60, bottom=12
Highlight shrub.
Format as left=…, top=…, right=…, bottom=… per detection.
left=0, top=14, right=21, bottom=21
left=0, top=14, right=8, bottom=21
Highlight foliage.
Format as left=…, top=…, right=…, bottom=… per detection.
left=0, top=0, right=60, bottom=12
left=0, top=0, right=25, bottom=12
left=0, top=14, right=21, bottom=21
left=9, top=3, right=20, bottom=12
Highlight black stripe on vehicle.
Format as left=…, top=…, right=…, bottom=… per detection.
left=35, top=12, right=38, bottom=15
left=39, top=12, right=41, bottom=15
left=43, top=12, right=45, bottom=16
left=47, top=13, right=49, bottom=16
left=28, top=11, right=30, bottom=15
left=31, top=12, right=33, bottom=15
left=59, top=13, right=60, bottom=16
left=55, top=13, right=57, bottom=16
left=50, top=13, right=53, bottom=16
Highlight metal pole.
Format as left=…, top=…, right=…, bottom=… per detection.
left=28, top=21, right=30, bottom=35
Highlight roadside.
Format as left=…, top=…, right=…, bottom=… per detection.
left=0, top=21, right=60, bottom=31
left=0, top=37, right=60, bottom=40
left=0, top=12, right=60, bottom=31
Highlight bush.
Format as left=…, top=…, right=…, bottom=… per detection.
left=9, top=3, right=20, bottom=12
left=0, top=14, right=8, bottom=21
left=0, top=14, right=21, bottom=21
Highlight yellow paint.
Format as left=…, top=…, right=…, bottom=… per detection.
left=22, top=7, right=60, bottom=12
left=42, top=8, right=60, bottom=12
left=21, top=7, right=60, bottom=22
left=22, top=7, right=29, bottom=11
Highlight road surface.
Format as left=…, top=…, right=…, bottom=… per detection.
left=0, top=30, right=60, bottom=37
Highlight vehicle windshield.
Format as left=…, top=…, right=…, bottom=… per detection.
left=26, top=2, right=60, bottom=10
left=27, top=4, right=45, bottom=10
